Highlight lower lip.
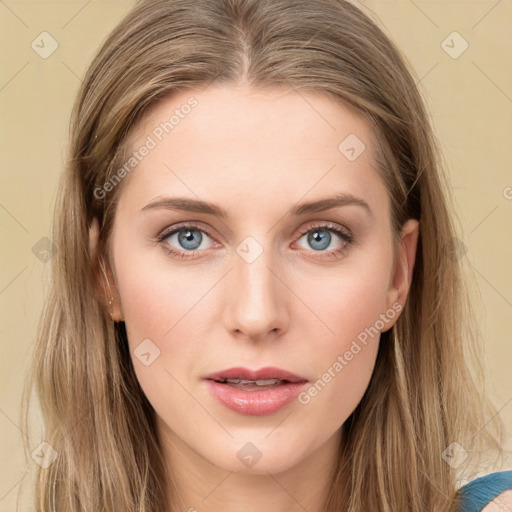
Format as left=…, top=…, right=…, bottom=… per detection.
left=205, top=380, right=308, bottom=416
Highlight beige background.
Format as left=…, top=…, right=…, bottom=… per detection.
left=1, top=0, right=511, bottom=509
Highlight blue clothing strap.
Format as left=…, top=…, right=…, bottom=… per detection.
left=458, top=470, right=512, bottom=511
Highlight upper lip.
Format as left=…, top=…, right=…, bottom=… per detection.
left=204, top=366, right=308, bottom=383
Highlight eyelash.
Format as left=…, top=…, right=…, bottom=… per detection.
left=156, top=222, right=353, bottom=260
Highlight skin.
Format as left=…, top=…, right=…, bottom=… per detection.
left=90, top=85, right=419, bottom=512
left=482, top=491, right=512, bottom=511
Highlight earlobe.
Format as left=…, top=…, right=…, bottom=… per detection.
left=89, top=217, right=100, bottom=264
left=385, top=219, right=420, bottom=323
left=399, top=219, right=420, bottom=299
left=89, top=217, right=123, bottom=322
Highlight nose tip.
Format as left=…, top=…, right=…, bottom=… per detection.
left=233, top=325, right=279, bottom=338
left=223, top=248, right=289, bottom=341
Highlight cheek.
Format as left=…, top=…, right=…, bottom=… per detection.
left=112, top=243, right=216, bottom=394
left=295, top=280, right=384, bottom=430
left=114, top=245, right=207, bottom=340
left=114, top=252, right=207, bottom=413
left=297, top=344, right=377, bottom=438
left=294, top=244, right=394, bottom=348
left=292, top=246, right=393, bottom=421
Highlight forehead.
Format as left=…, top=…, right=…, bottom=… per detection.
left=130, top=84, right=374, bottom=156
left=117, top=85, right=386, bottom=216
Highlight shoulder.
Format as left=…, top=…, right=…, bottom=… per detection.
left=458, top=471, right=512, bottom=512
left=481, top=490, right=512, bottom=511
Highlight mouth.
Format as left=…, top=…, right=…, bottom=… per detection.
left=203, top=366, right=309, bottom=415
left=211, top=377, right=296, bottom=391
left=203, top=366, right=308, bottom=387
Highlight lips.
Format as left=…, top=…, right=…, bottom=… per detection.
left=203, top=366, right=309, bottom=415
left=203, top=366, right=308, bottom=384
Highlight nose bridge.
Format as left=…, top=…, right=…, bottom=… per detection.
left=224, top=234, right=288, bottom=339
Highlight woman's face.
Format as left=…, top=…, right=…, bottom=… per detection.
left=103, top=85, right=417, bottom=475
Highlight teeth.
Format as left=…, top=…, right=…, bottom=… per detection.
left=220, top=378, right=283, bottom=386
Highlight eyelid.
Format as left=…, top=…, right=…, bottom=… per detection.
left=292, top=221, right=353, bottom=257
left=295, top=221, right=352, bottom=240
left=157, top=221, right=217, bottom=241
left=157, top=220, right=353, bottom=259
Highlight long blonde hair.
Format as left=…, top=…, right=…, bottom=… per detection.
left=21, top=0, right=506, bottom=510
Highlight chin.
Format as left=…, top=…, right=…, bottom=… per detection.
left=215, top=450, right=303, bottom=476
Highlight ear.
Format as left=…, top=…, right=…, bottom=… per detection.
left=383, top=218, right=419, bottom=330
left=89, top=217, right=123, bottom=322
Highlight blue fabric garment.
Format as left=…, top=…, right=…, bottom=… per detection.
left=458, top=470, right=512, bottom=511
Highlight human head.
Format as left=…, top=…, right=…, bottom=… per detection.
left=23, top=1, right=503, bottom=511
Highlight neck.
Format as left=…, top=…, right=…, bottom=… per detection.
left=159, top=422, right=343, bottom=512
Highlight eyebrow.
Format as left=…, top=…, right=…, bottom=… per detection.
left=140, top=192, right=373, bottom=218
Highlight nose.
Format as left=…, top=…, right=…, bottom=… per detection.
left=222, top=239, right=290, bottom=342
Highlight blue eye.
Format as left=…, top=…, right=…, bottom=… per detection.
left=171, top=228, right=204, bottom=251
left=157, top=222, right=353, bottom=260
left=305, top=229, right=334, bottom=251
left=158, top=225, right=214, bottom=257
left=296, top=224, right=353, bottom=258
